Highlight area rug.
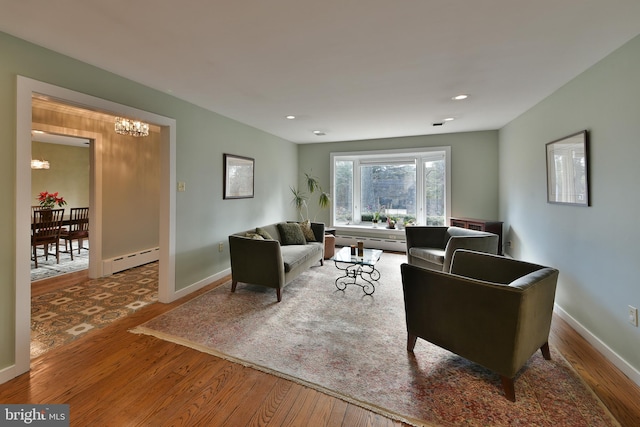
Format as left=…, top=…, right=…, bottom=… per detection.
left=31, top=262, right=158, bottom=358
left=31, top=241, right=89, bottom=282
left=131, top=253, right=618, bottom=427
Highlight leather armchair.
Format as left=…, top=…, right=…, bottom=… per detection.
left=405, top=226, right=499, bottom=272
left=400, top=249, right=559, bottom=401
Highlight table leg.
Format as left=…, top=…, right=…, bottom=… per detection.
left=334, top=262, right=379, bottom=295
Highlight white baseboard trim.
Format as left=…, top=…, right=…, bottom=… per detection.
left=554, top=304, right=640, bottom=387
left=170, top=268, right=231, bottom=302
left=0, top=364, right=18, bottom=385
left=103, top=247, right=160, bottom=275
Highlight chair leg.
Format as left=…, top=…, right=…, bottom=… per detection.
left=231, top=280, right=237, bottom=293
left=540, top=341, right=551, bottom=360
left=55, top=241, right=60, bottom=264
left=407, top=333, right=418, bottom=352
left=276, top=288, right=282, bottom=302
left=33, top=244, right=38, bottom=268
left=500, top=375, right=516, bottom=402
left=69, top=239, right=74, bottom=260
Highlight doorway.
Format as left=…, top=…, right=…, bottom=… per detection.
left=11, top=76, right=178, bottom=382
left=31, top=132, right=91, bottom=282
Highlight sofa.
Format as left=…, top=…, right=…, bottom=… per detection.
left=228, top=221, right=325, bottom=302
left=405, top=226, right=499, bottom=272
left=401, top=250, right=559, bottom=401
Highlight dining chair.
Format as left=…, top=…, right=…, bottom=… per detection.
left=32, top=208, right=65, bottom=268
left=60, top=207, right=89, bottom=260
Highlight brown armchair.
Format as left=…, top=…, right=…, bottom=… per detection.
left=405, top=226, right=499, bottom=272
left=400, top=249, right=559, bottom=401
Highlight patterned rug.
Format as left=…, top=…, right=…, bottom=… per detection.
left=31, top=262, right=158, bottom=358
left=131, top=253, right=618, bottom=427
left=31, top=241, right=89, bottom=282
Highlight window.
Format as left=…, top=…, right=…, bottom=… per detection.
left=331, top=147, right=450, bottom=227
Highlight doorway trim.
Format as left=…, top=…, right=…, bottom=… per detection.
left=14, top=76, right=177, bottom=378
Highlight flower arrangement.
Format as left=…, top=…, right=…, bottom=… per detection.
left=37, top=191, right=67, bottom=208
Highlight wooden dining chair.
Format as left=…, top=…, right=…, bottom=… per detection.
left=31, top=208, right=65, bottom=268
left=60, top=207, right=89, bottom=260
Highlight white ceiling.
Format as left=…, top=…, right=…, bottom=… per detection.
left=3, top=0, right=640, bottom=144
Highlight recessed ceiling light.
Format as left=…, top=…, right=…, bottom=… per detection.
left=443, top=117, right=455, bottom=122
left=313, top=130, right=326, bottom=136
left=286, top=115, right=296, bottom=120
left=452, top=94, right=469, bottom=100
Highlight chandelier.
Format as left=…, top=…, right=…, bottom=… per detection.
left=31, top=159, right=50, bottom=170
left=115, top=117, right=149, bottom=137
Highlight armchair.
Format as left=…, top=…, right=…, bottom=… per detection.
left=405, top=226, right=499, bottom=272
left=400, top=250, right=559, bottom=401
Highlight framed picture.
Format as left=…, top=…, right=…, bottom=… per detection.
left=546, top=130, right=589, bottom=206
left=223, top=154, right=254, bottom=199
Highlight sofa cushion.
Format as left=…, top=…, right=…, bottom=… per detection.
left=409, top=247, right=446, bottom=265
left=278, top=222, right=307, bottom=245
left=298, top=220, right=317, bottom=242
left=245, top=232, right=264, bottom=240
left=281, top=243, right=322, bottom=272
left=256, top=227, right=274, bottom=240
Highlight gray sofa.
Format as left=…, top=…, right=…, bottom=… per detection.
left=405, top=226, right=499, bottom=272
left=228, top=221, right=325, bottom=302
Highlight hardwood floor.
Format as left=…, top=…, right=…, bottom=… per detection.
left=2, top=274, right=639, bottom=426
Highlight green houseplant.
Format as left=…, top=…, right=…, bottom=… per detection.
left=290, top=172, right=330, bottom=221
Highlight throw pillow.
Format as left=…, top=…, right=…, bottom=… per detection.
left=298, top=220, right=317, bottom=242
left=255, top=227, right=274, bottom=240
left=277, top=222, right=307, bottom=245
left=245, top=232, right=264, bottom=240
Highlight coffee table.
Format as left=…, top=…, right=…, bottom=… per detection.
left=330, top=246, right=383, bottom=295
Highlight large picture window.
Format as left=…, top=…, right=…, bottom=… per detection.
left=331, top=147, right=450, bottom=227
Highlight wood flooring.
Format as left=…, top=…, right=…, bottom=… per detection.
left=1, top=273, right=639, bottom=426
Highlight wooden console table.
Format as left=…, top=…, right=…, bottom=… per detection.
left=450, top=217, right=504, bottom=255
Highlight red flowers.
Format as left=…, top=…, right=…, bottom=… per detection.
left=37, top=191, right=67, bottom=208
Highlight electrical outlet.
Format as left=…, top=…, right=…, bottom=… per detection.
left=218, top=242, right=224, bottom=252
left=177, top=181, right=186, bottom=192
left=628, top=306, right=638, bottom=327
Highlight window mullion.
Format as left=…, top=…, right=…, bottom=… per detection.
left=353, top=159, right=361, bottom=224
left=416, top=159, right=425, bottom=226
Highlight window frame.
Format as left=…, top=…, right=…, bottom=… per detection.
left=330, top=146, right=451, bottom=229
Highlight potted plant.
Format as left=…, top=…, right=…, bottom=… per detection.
left=37, top=191, right=67, bottom=209
left=372, top=211, right=380, bottom=227
left=387, top=215, right=397, bottom=229
left=290, top=171, right=330, bottom=221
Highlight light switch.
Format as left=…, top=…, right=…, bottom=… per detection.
left=177, top=181, right=186, bottom=192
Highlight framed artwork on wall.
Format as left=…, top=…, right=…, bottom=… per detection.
left=223, top=153, right=254, bottom=199
left=546, top=130, right=589, bottom=206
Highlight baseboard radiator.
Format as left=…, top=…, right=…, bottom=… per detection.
left=335, top=234, right=406, bottom=252
left=102, top=247, right=160, bottom=275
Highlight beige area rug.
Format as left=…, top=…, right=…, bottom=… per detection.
left=31, top=241, right=89, bottom=282
left=131, top=253, right=618, bottom=427
left=31, top=262, right=158, bottom=358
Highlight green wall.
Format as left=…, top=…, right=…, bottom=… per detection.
left=298, top=131, right=500, bottom=227
left=31, top=141, right=90, bottom=210
left=0, top=32, right=298, bottom=371
left=500, top=35, right=640, bottom=377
